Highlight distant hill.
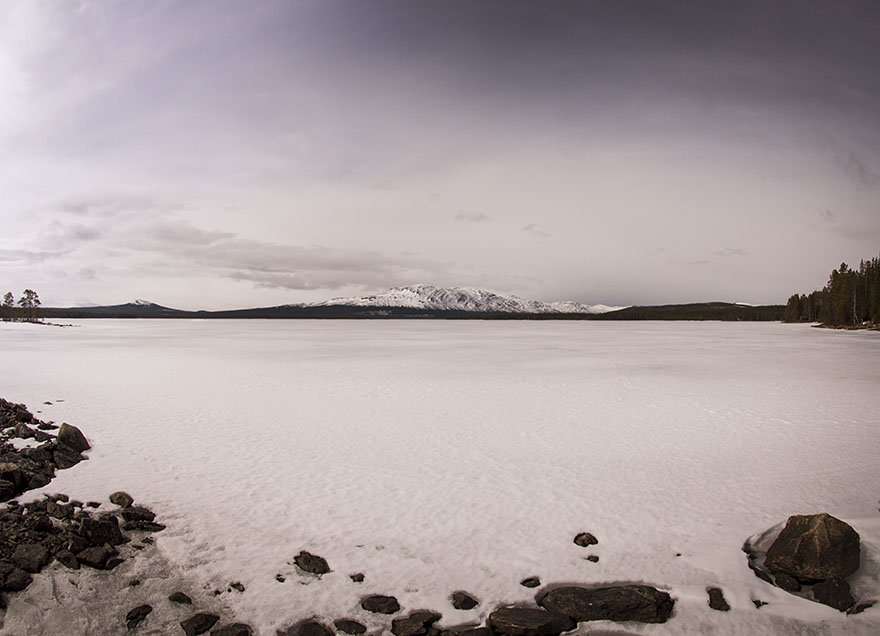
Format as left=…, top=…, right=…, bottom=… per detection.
left=41, top=299, right=784, bottom=321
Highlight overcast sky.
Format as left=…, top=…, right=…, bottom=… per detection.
left=2, top=0, right=879, bottom=309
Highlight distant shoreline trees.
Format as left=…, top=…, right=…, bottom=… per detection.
left=784, top=255, right=880, bottom=326
left=1, top=290, right=42, bottom=323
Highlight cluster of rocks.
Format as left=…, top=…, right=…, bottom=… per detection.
left=744, top=512, right=871, bottom=614
left=0, top=398, right=93, bottom=500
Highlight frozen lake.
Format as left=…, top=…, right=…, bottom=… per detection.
left=1, top=320, right=879, bottom=634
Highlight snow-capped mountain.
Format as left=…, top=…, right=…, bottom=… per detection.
left=303, top=285, right=624, bottom=314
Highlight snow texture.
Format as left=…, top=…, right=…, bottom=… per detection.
left=0, top=320, right=878, bottom=635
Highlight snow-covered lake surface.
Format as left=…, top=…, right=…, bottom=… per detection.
left=1, top=320, right=879, bottom=634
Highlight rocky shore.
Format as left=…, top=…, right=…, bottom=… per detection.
left=0, top=396, right=876, bottom=634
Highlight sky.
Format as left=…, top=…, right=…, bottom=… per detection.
left=1, top=0, right=879, bottom=309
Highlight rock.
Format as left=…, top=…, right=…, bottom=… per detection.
left=847, top=601, right=875, bottom=615
left=520, top=577, right=541, bottom=588
left=537, top=585, right=674, bottom=624
left=0, top=463, right=27, bottom=491
left=774, top=572, right=801, bottom=592
left=812, top=578, right=855, bottom=612
left=123, top=520, right=166, bottom=532
left=12, top=543, right=51, bottom=573
left=129, top=578, right=141, bottom=587
left=169, top=591, right=193, bottom=605
left=211, top=624, right=254, bottom=636
left=361, top=594, right=401, bottom=614
left=79, top=515, right=126, bottom=546
left=451, top=591, right=479, bottom=610
left=706, top=587, right=729, bottom=611
left=181, top=613, right=220, bottom=636
left=14, top=423, right=35, bottom=439
left=120, top=506, right=156, bottom=523
left=275, top=574, right=286, bottom=583
left=52, top=446, right=84, bottom=469
left=349, top=572, right=364, bottom=583
left=752, top=599, right=767, bottom=609
left=334, top=619, right=366, bottom=634
left=487, top=607, right=575, bottom=636
left=294, top=550, right=330, bottom=575
left=432, top=627, right=490, bottom=636
left=283, top=620, right=334, bottom=636
left=573, top=532, right=598, bottom=547
left=585, top=555, right=599, bottom=563
left=0, top=561, right=32, bottom=592
left=86, top=501, right=101, bottom=508
left=391, top=610, right=442, bottom=636
left=110, top=491, right=134, bottom=507
left=228, top=581, right=245, bottom=592
left=57, top=423, right=90, bottom=453
left=76, top=545, right=120, bottom=569
left=0, top=480, right=16, bottom=501
left=126, top=604, right=152, bottom=630
left=764, top=513, right=860, bottom=583
left=55, top=549, right=80, bottom=569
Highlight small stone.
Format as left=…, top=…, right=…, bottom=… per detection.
left=334, top=619, right=366, bottom=635
left=129, top=578, right=141, bottom=587
left=210, top=624, right=254, bottom=636
left=57, top=423, right=90, bottom=452
left=573, top=532, right=598, bottom=547
left=76, top=545, right=119, bottom=569
left=86, top=501, right=101, bottom=508
left=537, top=585, right=674, bottom=623
left=451, top=591, right=479, bottom=610
left=181, top=613, right=220, bottom=636
left=169, top=591, right=192, bottom=605
left=520, top=577, right=541, bottom=588
left=487, top=606, right=574, bottom=636
left=812, top=578, right=855, bottom=612
left=361, top=594, right=401, bottom=614
left=126, top=604, right=152, bottom=630
left=54, top=550, right=80, bottom=569
left=585, top=555, right=599, bottom=563
left=391, top=610, right=442, bottom=636
left=294, top=550, right=330, bottom=575
left=275, top=574, right=286, bottom=583
left=120, top=506, right=156, bottom=523
left=753, top=599, right=767, bottom=609
left=707, top=587, right=730, bottom=611
left=283, top=620, right=334, bottom=636
left=110, top=491, right=134, bottom=507
left=228, top=581, right=245, bottom=592
left=349, top=572, right=364, bottom=583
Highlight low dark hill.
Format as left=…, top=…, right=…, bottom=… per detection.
left=42, top=301, right=784, bottom=321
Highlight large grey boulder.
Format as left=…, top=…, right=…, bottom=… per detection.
left=487, top=607, right=574, bottom=636
left=57, top=423, right=90, bottom=453
left=537, top=585, right=674, bottom=623
left=764, top=513, right=860, bottom=583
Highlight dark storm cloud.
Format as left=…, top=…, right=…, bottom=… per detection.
left=3, top=0, right=880, bottom=307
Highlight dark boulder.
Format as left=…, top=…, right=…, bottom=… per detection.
left=391, top=610, right=442, bottom=636
left=812, top=578, right=855, bottom=612
left=126, top=604, right=152, bottom=630
left=361, top=594, right=401, bottom=614
left=120, top=506, right=156, bottom=523
left=78, top=515, right=125, bottom=546
left=181, top=613, right=220, bottom=636
left=282, top=620, right=334, bottom=636
left=12, top=543, right=51, bottom=573
left=487, top=607, right=574, bottom=636
left=774, top=573, right=801, bottom=592
left=573, top=532, right=598, bottom=547
left=537, top=585, right=674, bottom=624
left=76, top=545, right=120, bottom=569
left=55, top=549, right=80, bottom=569
left=764, top=513, right=860, bottom=583
left=706, top=587, right=729, bottom=612
left=451, top=591, right=479, bottom=610
left=294, top=550, right=330, bottom=575
left=169, top=591, right=193, bottom=605
left=52, top=446, right=84, bottom=469
left=110, top=491, right=134, bottom=508
left=0, top=561, right=32, bottom=592
left=210, top=624, right=254, bottom=636
left=334, top=619, right=366, bottom=634
left=57, top=423, right=90, bottom=453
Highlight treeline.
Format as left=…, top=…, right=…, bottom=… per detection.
left=1, top=289, right=42, bottom=322
left=784, top=255, right=880, bottom=325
